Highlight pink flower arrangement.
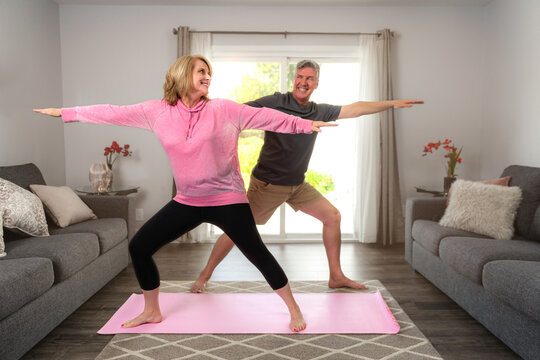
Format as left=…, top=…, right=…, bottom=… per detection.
left=422, top=139, right=462, bottom=177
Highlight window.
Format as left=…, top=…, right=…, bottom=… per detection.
left=209, top=58, right=360, bottom=242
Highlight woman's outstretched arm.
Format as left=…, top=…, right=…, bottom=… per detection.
left=221, top=99, right=338, bottom=135
left=34, top=102, right=158, bottom=131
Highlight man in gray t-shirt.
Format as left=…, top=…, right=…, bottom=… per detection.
left=191, top=60, right=423, bottom=293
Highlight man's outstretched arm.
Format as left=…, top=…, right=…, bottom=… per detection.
left=337, top=99, right=423, bottom=120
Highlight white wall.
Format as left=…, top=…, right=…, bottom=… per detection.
left=0, top=0, right=65, bottom=185
left=58, top=4, right=487, bottom=224
left=481, top=0, right=540, bottom=177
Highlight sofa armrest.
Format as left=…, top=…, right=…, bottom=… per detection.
left=79, top=194, right=135, bottom=240
left=404, top=197, right=447, bottom=267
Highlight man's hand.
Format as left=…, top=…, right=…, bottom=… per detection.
left=338, top=99, right=424, bottom=119
left=33, top=108, right=61, bottom=117
left=311, top=121, right=338, bottom=133
left=391, top=99, right=424, bottom=108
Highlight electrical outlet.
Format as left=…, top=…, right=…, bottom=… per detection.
left=135, top=208, right=144, bottom=221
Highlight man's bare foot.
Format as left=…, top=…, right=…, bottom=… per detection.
left=289, top=307, right=306, bottom=332
left=121, top=311, right=162, bottom=328
left=328, top=276, right=368, bottom=290
left=190, top=277, right=208, bottom=293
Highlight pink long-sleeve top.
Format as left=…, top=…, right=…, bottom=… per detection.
left=61, top=98, right=313, bottom=206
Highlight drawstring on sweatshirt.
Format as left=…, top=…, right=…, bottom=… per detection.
left=185, top=110, right=202, bottom=141
left=178, top=100, right=206, bottom=141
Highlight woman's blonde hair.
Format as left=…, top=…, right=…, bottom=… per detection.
left=163, top=55, right=213, bottom=106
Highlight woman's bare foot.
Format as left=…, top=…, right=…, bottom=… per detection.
left=122, top=287, right=162, bottom=328
left=122, top=310, right=162, bottom=328
left=329, top=276, right=367, bottom=290
left=274, top=282, right=307, bottom=332
left=189, top=277, right=208, bottom=293
left=289, top=307, right=306, bottom=332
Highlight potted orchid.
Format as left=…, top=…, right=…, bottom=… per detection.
left=422, top=139, right=463, bottom=192
left=104, top=141, right=132, bottom=170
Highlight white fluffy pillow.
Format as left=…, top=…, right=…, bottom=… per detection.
left=1, top=178, right=49, bottom=257
left=440, top=179, right=522, bottom=240
left=29, top=185, right=97, bottom=228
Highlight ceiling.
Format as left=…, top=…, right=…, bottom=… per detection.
left=53, top=0, right=493, bottom=6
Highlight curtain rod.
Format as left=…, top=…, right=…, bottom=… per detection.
left=173, top=28, right=389, bottom=37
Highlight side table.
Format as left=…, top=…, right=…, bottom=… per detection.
left=415, top=186, right=447, bottom=197
left=76, top=185, right=139, bottom=196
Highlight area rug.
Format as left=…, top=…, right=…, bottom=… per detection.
left=96, top=280, right=443, bottom=360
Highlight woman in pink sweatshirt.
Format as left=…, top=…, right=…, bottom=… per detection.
left=35, top=55, right=336, bottom=332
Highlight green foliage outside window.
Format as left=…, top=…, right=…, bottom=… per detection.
left=231, top=62, right=334, bottom=194
left=237, top=135, right=264, bottom=187
left=287, top=63, right=296, bottom=91
left=230, top=63, right=280, bottom=104
left=304, top=170, right=335, bottom=194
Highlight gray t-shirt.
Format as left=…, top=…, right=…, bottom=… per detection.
left=245, top=92, right=341, bottom=186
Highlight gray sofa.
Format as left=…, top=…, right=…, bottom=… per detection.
left=0, top=163, right=135, bottom=360
left=405, top=165, right=540, bottom=360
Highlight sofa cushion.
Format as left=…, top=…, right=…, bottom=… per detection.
left=3, top=234, right=99, bottom=282
left=483, top=260, right=540, bottom=323
left=529, top=207, right=540, bottom=244
left=0, top=257, right=54, bottom=321
left=439, top=237, right=540, bottom=284
left=0, top=163, right=46, bottom=191
left=49, top=218, right=127, bottom=253
left=412, top=220, right=486, bottom=256
left=501, top=165, right=540, bottom=241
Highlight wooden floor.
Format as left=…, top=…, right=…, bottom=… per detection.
left=21, top=242, right=520, bottom=360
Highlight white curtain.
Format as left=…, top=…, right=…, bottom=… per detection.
left=190, top=32, right=212, bottom=58
left=175, top=28, right=213, bottom=243
left=353, top=30, right=403, bottom=245
left=353, top=35, right=381, bottom=243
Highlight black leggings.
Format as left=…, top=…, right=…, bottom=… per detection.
left=128, top=200, right=288, bottom=291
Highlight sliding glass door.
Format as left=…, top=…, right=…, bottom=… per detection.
left=210, top=59, right=359, bottom=242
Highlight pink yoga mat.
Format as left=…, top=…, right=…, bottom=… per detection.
left=98, top=291, right=399, bottom=334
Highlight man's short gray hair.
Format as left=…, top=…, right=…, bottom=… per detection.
left=296, top=60, right=320, bottom=81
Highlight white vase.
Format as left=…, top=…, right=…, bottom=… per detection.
left=89, top=163, right=112, bottom=193
left=107, top=167, right=114, bottom=190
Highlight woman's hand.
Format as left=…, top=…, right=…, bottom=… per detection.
left=311, top=121, right=338, bottom=133
left=33, top=108, right=61, bottom=117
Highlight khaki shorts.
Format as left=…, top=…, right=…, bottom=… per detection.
left=247, top=174, right=323, bottom=225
